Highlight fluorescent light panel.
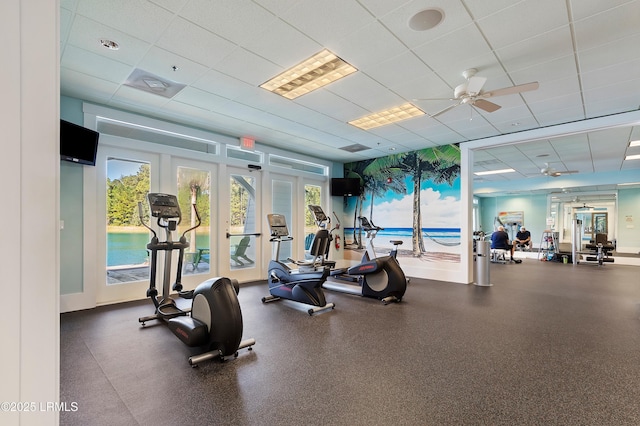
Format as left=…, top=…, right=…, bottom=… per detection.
left=349, top=103, right=426, bottom=130
left=625, top=154, right=640, bottom=160
left=629, top=140, right=640, bottom=147
left=260, top=49, right=357, bottom=99
left=474, top=168, right=515, bottom=176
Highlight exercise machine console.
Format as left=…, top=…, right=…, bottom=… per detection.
left=262, top=213, right=335, bottom=315
left=138, top=193, right=255, bottom=366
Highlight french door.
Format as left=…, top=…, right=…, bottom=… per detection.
left=172, top=159, right=217, bottom=289
left=96, top=145, right=160, bottom=305
left=219, top=166, right=264, bottom=281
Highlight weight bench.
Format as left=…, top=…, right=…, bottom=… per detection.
left=491, top=249, right=508, bottom=264
left=584, top=233, right=614, bottom=265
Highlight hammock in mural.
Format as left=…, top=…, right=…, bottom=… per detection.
left=423, top=231, right=460, bottom=246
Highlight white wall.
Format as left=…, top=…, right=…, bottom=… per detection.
left=1, top=1, right=60, bottom=425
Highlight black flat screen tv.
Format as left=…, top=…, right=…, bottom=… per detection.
left=60, top=119, right=99, bottom=166
left=330, top=178, right=361, bottom=196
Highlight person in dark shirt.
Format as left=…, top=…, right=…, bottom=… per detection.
left=491, top=226, right=515, bottom=261
left=514, top=226, right=532, bottom=250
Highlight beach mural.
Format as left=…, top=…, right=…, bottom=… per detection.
left=342, top=144, right=461, bottom=270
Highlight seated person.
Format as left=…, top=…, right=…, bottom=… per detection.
left=491, top=226, right=516, bottom=262
left=514, top=226, right=531, bottom=250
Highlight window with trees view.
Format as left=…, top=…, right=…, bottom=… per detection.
left=106, top=158, right=150, bottom=284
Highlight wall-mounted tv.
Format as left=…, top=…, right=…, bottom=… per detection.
left=60, top=119, right=99, bottom=166
left=330, top=178, right=361, bottom=196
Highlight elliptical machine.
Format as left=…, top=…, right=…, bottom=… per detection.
left=308, top=205, right=407, bottom=304
left=138, top=193, right=255, bottom=366
left=262, top=213, right=335, bottom=315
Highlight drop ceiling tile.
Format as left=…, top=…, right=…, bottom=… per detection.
left=412, top=24, right=493, bottom=76
left=172, top=86, right=232, bottom=111
left=242, top=21, right=321, bottom=68
left=380, top=0, right=473, bottom=50
left=61, top=45, right=133, bottom=84
left=463, top=0, right=523, bottom=20
left=363, top=51, right=435, bottom=91
left=192, top=70, right=255, bottom=101
left=293, top=90, right=368, bottom=122
left=214, top=48, right=283, bottom=86
left=355, top=0, right=412, bottom=17
left=156, top=18, right=237, bottom=69
left=573, top=1, right=640, bottom=51
left=111, top=85, right=171, bottom=108
left=75, top=0, right=174, bottom=42
left=66, top=15, right=151, bottom=65
left=570, top=0, right=636, bottom=20
left=60, top=67, right=120, bottom=101
left=496, top=27, right=574, bottom=74
left=332, top=21, right=408, bottom=71
left=327, top=73, right=404, bottom=112
left=252, top=0, right=303, bottom=16
left=180, top=0, right=279, bottom=47
left=136, top=46, right=209, bottom=85
left=280, top=0, right=374, bottom=45
left=478, top=0, right=568, bottom=49
left=148, top=0, right=189, bottom=13
left=578, top=33, right=640, bottom=73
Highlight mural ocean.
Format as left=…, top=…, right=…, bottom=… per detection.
left=343, top=144, right=461, bottom=263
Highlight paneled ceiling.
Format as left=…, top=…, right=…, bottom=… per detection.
left=60, top=0, right=640, bottom=194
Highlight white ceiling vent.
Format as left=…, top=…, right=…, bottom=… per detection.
left=124, top=68, right=186, bottom=98
left=340, top=144, right=370, bottom=153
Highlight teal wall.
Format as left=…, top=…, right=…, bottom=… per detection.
left=478, top=194, right=547, bottom=247
left=480, top=190, right=640, bottom=253
left=617, top=188, right=640, bottom=251
left=60, top=96, right=85, bottom=294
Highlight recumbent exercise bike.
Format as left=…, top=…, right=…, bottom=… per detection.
left=308, top=205, right=407, bottom=304
left=262, top=213, right=335, bottom=315
left=138, top=193, right=255, bottom=366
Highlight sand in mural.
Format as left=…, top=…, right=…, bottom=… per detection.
left=342, top=145, right=461, bottom=265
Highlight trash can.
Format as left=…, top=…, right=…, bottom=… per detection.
left=475, top=241, right=493, bottom=287
left=562, top=255, right=568, bottom=264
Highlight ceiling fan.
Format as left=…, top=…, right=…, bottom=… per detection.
left=540, top=162, right=579, bottom=178
left=415, top=68, right=539, bottom=117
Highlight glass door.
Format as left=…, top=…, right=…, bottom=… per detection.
left=221, top=167, right=263, bottom=281
left=174, top=161, right=215, bottom=289
left=96, top=146, right=159, bottom=305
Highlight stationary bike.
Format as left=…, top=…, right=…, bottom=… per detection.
left=308, top=205, right=407, bottom=304
left=138, top=193, right=255, bottom=366
left=262, top=213, right=335, bottom=315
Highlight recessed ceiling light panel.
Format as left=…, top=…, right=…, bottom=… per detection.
left=474, top=168, right=515, bottom=176
left=260, top=49, right=357, bottom=99
left=349, top=103, right=425, bottom=130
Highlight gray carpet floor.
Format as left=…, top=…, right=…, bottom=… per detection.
left=60, top=260, right=640, bottom=425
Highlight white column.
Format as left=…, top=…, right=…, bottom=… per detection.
left=1, top=1, right=60, bottom=425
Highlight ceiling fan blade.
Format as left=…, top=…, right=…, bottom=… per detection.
left=466, top=76, right=487, bottom=95
left=429, top=102, right=461, bottom=118
left=483, top=81, right=539, bottom=98
left=472, top=98, right=501, bottom=113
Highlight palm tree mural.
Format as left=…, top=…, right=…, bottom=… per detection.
left=345, top=144, right=460, bottom=258
left=395, top=145, right=460, bottom=257
left=344, top=160, right=371, bottom=248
